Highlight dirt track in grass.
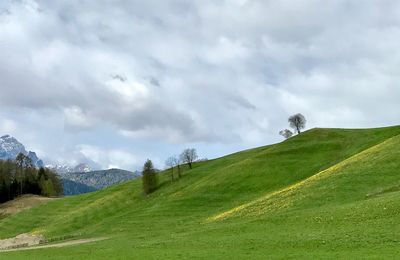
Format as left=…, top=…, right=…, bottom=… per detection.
left=0, top=237, right=108, bottom=252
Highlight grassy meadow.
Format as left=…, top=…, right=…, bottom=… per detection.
left=1, top=126, right=400, bottom=259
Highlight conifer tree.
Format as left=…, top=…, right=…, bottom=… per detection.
left=142, top=159, right=158, bottom=195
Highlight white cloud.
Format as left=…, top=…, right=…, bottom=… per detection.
left=0, top=118, right=17, bottom=133
left=105, top=78, right=149, bottom=104
left=77, top=144, right=137, bottom=170
left=64, top=106, right=93, bottom=130
left=0, top=0, right=400, bottom=169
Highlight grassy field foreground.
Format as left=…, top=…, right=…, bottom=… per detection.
left=1, top=126, right=400, bottom=259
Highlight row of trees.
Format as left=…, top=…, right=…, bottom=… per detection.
left=141, top=148, right=199, bottom=195
left=0, top=153, right=63, bottom=203
left=165, top=148, right=198, bottom=182
left=280, top=113, right=307, bottom=139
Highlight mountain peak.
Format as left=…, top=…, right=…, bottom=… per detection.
left=49, top=163, right=92, bottom=175
left=74, top=163, right=92, bottom=173
left=0, top=134, right=27, bottom=160
left=0, top=134, right=43, bottom=167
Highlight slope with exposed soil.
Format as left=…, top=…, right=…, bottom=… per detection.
left=0, top=195, right=54, bottom=218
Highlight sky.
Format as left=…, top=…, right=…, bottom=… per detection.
left=0, top=0, right=400, bottom=171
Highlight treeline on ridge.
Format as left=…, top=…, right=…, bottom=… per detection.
left=0, top=153, right=63, bottom=203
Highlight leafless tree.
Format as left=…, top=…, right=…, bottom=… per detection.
left=288, top=113, right=306, bottom=134
left=180, top=148, right=198, bottom=169
left=15, top=153, right=33, bottom=195
left=165, top=157, right=176, bottom=181
left=279, top=129, right=293, bottom=139
left=172, top=156, right=182, bottom=179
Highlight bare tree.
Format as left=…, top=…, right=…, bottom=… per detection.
left=279, top=129, right=293, bottom=139
left=165, top=156, right=176, bottom=181
left=15, top=153, right=33, bottom=195
left=16, top=153, right=33, bottom=169
left=15, top=153, right=25, bottom=169
left=288, top=113, right=306, bottom=134
left=171, top=156, right=182, bottom=179
left=15, top=153, right=25, bottom=195
left=180, top=148, right=198, bottom=169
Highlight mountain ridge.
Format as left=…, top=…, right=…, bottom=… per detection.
left=0, top=135, right=43, bottom=168
left=59, top=168, right=140, bottom=195
left=47, top=163, right=92, bottom=175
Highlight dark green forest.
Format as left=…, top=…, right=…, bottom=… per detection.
left=0, top=153, right=62, bottom=203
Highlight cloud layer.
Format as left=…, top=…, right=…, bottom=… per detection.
left=1, top=0, right=400, bottom=169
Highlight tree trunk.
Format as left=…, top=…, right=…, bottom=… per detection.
left=20, top=168, right=23, bottom=196
left=177, top=164, right=181, bottom=179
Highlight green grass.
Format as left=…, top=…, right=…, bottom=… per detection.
left=1, top=126, right=400, bottom=259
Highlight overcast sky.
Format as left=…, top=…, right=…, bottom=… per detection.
left=1, top=0, right=399, bottom=170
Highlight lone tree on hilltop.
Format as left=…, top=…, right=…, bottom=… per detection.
left=180, top=148, right=198, bottom=169
left=142, top=159, right=158, bottom=195
left=288, top=113, right=306, bottom=134
left=279, top=129, right=293, bottom=139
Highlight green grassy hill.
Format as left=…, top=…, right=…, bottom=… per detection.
left=1, top=126, right=400, bottom=259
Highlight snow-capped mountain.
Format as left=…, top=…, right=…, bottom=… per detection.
left=0, top=135, right=26, bottom=159
left=27, top=151, right=44, bottom=168
left=73, top=163, right=92, bottom=173
left=46, top=164, right=73, bottom=174
left=47, top=163, right=92, bottom=175
left=0, top=135, right=44, bottom=167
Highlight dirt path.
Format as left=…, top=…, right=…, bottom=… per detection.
left=0, top=237, right=108, bottom=252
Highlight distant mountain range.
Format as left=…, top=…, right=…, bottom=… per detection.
left=0, top=135, right=43, bottom=168
left=59, top=169, right=141, bottom=196
left=52, top=164, right=141, bottom=196
left=61, top=179, right=97, bottom=196
left=47, top=163, right=92, bottom=174
left=0, top=135, right=140, bottom=196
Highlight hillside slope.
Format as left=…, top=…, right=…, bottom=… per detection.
left=209, top=133, right=400, bottom=221
left=0, top=195, right=54, bottom=219
left=1, top=126, right=400, bottom=259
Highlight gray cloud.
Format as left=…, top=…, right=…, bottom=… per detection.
left=111, top=74, right=127, bottom=82
left=0, top=0, right=400, bottom=169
